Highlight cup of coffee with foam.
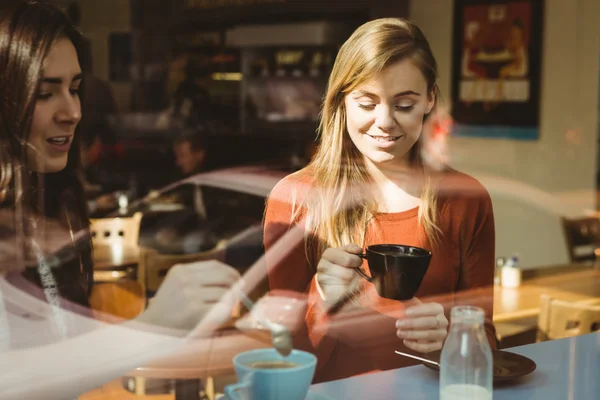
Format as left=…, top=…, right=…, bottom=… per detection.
left=225, top=348, right=317, bottom=400
left=354, top=244, right=432, bottom=300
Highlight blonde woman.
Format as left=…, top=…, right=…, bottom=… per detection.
left=264, top=18, right=496, bottom=382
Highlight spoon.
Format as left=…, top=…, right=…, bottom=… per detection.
left=237, top=291, right=293, bottom=357
left=394, top=350, right=440, bottom=367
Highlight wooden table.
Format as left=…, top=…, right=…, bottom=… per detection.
left=126, top=328, right=271, bottom=400
left=131, top=329, right=270, bottom=379
left=493, top=264, right=600, bottom=323
left=89, top=281, right=145, bottom=320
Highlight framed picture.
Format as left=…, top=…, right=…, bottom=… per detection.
left=451, top=0, right=544, bottom=140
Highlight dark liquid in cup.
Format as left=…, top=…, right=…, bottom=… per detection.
left=377, top=250, right=419, bottom=256
left=248, top=361, right=300, bottom=369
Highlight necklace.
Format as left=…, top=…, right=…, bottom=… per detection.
left=30, top=223, right=68, bottom=340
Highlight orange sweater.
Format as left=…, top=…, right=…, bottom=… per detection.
left=264, top=170, right=497, bottom=383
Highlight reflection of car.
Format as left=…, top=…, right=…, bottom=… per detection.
left=118, top=164, right=591, bottom=272
left=118, top=165, right=289, bottom=271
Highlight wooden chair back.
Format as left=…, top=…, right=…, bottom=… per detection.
left=90, top=212, right=143, bottom=248
left=537, top=294, right=600, bottom=341
left=137, top=242, right=226, bottom=301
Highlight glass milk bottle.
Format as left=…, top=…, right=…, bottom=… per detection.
left=440, top=306, right=493, bottom=400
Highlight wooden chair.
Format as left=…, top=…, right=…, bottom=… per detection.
left=537, top=294, right=600, bottom=341
left=89, top=213, right=144, bottom=319
left=90, top=212, right=142, bottom=282
left=90, top=212, right=143, bottom=248
left=131, top=244, right=231, bottom=400
left=561, top=216, right=600, bottom=263
left=137, top=242, right=227, bottom=302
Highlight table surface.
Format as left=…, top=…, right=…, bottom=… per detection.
left=493, top=264, right=600, bottom=322
left=129, top=328, right=271, bottom=379
left=310, top=331, right=600, bottom=400
left=126, top=264, right=599, bottom=381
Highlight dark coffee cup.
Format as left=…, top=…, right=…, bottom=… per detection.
left=355, top=244, right=431, bottom=300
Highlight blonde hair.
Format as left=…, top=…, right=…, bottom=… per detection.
left=299, top=18, right=442, bottom=266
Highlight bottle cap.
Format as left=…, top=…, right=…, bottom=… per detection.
left=450, top=306, right=484, bottom=324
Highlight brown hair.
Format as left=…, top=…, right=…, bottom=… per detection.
left=0, top=0, right=92, bottom=297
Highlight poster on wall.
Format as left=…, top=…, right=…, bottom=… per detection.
left=451, top=0, right=544, bottom=140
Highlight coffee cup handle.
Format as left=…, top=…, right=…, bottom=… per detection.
left=354, top=254, right=372, bottom=282
left=224, top=381, right=249, bottom=400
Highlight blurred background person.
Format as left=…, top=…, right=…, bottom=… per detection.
left=172, top=58, right=213, bottom=130
left=173, top=129, right=208, bottom=177
left=142, top=130, right=215, bottom=254
left=155, top=56, right=216, bottom=134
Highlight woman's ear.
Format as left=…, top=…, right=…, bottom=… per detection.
left=426, top=84, right=437, bottom=115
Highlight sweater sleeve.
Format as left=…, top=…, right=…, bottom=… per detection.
left=263, top=177, right=312, bottom=293
left=456, top=185, right=498, bottom=349
left=263, top=176, right=338, bottom=371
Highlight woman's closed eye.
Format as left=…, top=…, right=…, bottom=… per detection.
left=357, top=103, right=376, bottom=110
left=395, top=104, right=415, bottom=111
left=36, top=92, right=53, bottom=100
left=36, top=87, right=79, bottom=100
left=357, top=103, right=415, bottom=112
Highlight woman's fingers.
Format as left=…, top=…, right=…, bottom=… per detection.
left=395, top=301, right=448, bottom=353
left=317, top=260, right=357, bottom=283
left=396, top=328, right=447, bottom=341
left=316, top=245, right=364, bottom=304
left=317, top=246, right=364, bottom=285
left=191, top=287, right=232, bottom=304
left=170, top=261, right=241, bottom=287
left=396, top=314, right=448, bottom=330
left=321, top=246, right=363, bottom=268
left=403, top=339, right=443, bottom=353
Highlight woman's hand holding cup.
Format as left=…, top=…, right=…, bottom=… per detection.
left=316, top=244, right=364, bottom=307
left=395, top=299, right=449, bottom=353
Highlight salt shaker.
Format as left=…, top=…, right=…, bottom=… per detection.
left=440, top=306, right=493, bottom=400
left=500, top=255, right=521, bottom=289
